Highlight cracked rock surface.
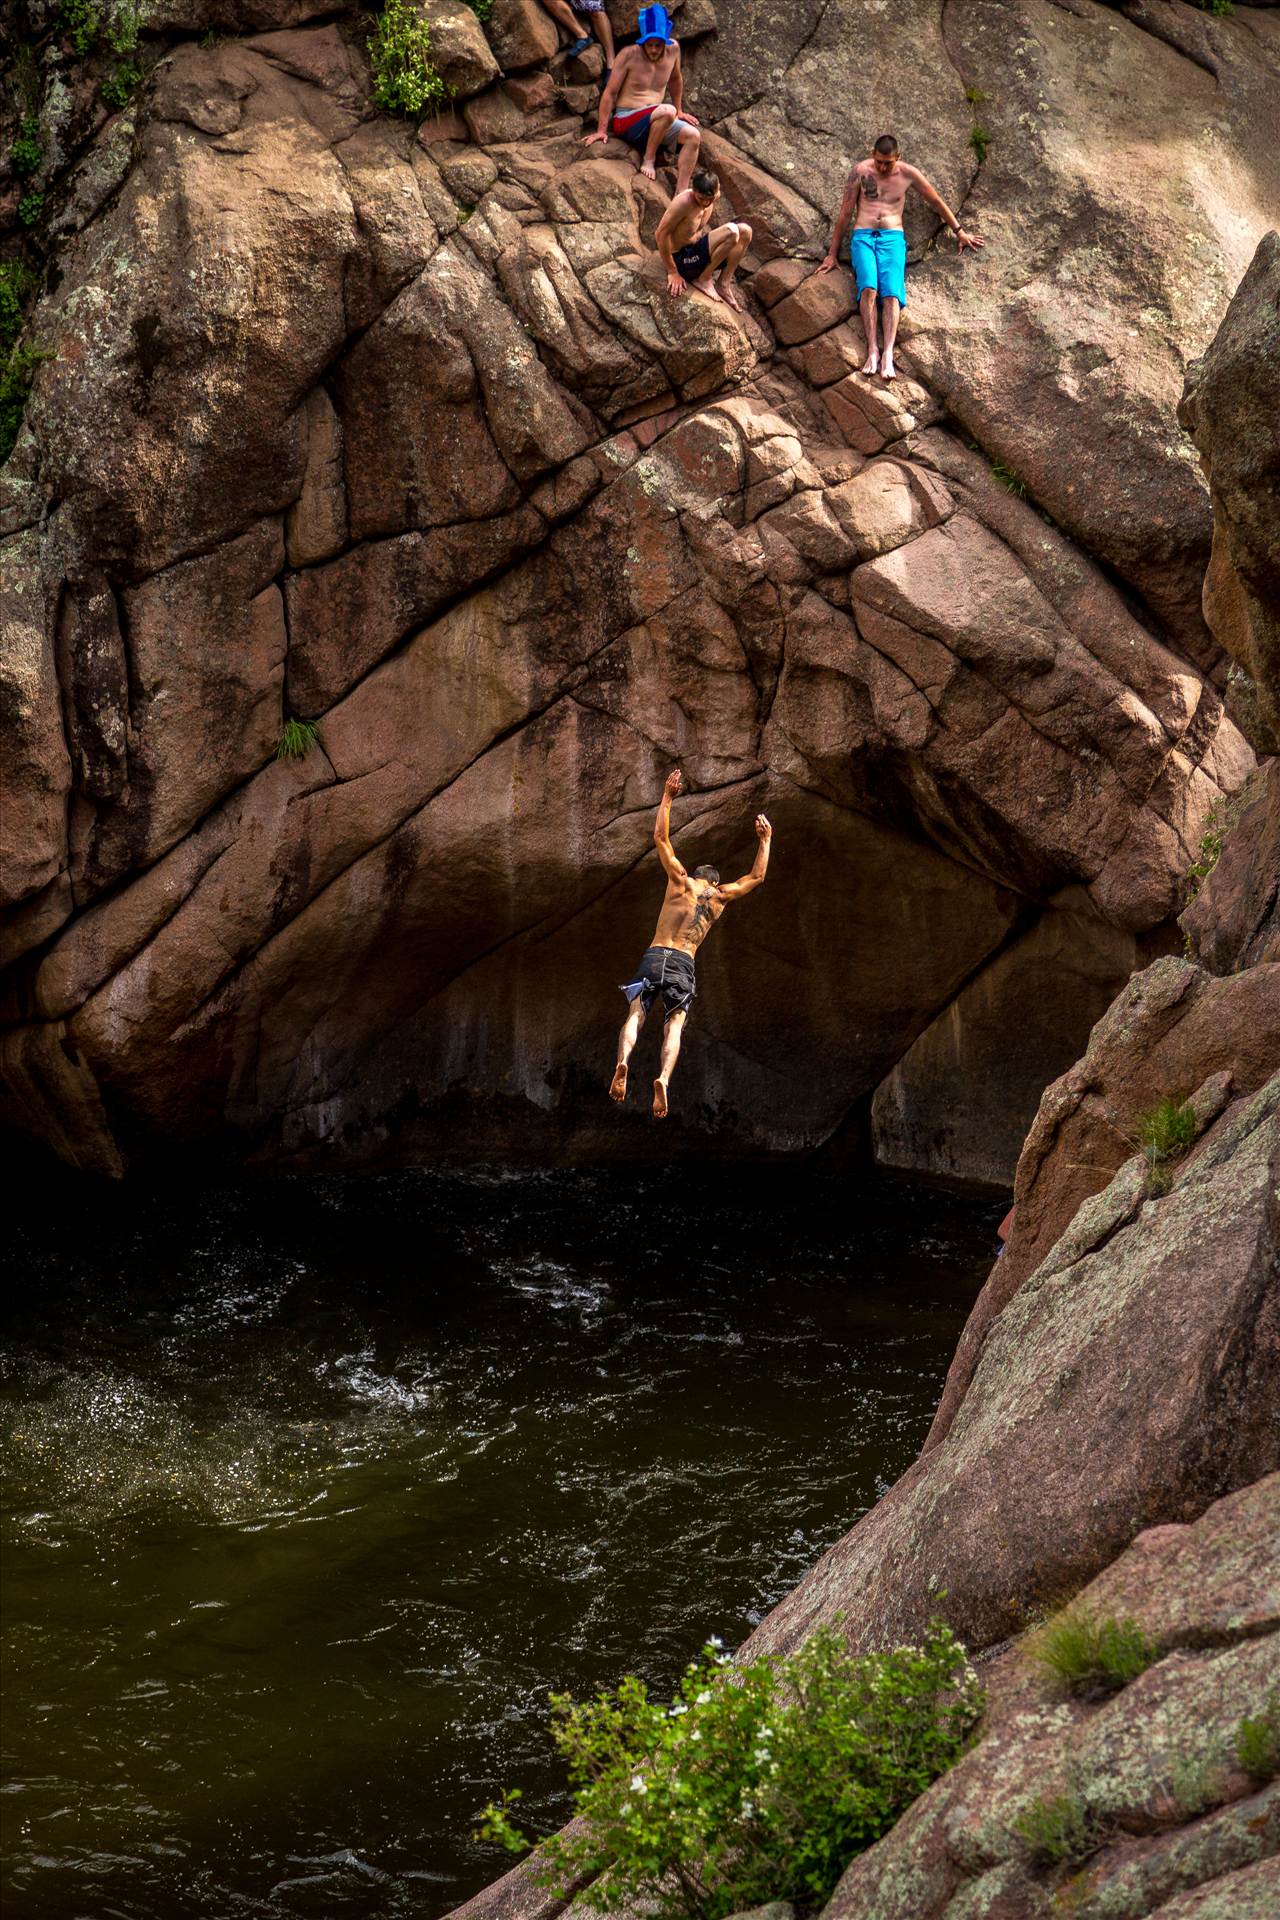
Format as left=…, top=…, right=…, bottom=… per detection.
left=1, top=0, right=1275, bottom=1176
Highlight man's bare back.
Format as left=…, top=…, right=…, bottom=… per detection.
left=650, top=871, right=726, bottom=956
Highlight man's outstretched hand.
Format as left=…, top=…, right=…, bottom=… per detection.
left=665, top=768, right=683, bottom=797
left=755, top=813, right=772, bottom=840
left=955, top=227, right=985, bottom=253
left=816, top=252, right=839, bottom=275
left=582, top=129, right=608, bottom=148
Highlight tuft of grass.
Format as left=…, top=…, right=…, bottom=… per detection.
left=991, top=459, right=1026, bottom=497
left=965, top=86, right=987, bottom=105
left=1012, top=1791, right=1099, bottom=1869
left=368, top=0, right=450, bottom=116
left=276, top=717, right=321, bottom=761
left=1184, top=802, right=1225, bottom=907
left=1135, top=1097, right=1197, bottom=1190
left=1236, top=1694, right=1280, bottom=1783
left=10, top=116, right=44, bottom=179
left=1033, top=1611, right=1158, bottom=1698
left=969, top=124, right=990, bottom=163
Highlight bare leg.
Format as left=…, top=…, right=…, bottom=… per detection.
left=716, top=220, right=753, bottom=310
left=590, top=8, right=614, bottom=65
left=858, top=286, right=879, bottom=374
left=639, top=104, right=677, bottom=180
left=541, top=0, right=583, bottom=35
left=652, top=1008, right=687, bottom=1118
left=611, top=998, right=645, bottom=1102
left=879, top=296, right=901, bottom=379
left=672, top=121, right=701, bottom=194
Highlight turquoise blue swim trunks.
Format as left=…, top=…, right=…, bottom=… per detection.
left=850, top=228, right=907, bottom=306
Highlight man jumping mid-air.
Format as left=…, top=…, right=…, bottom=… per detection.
left=611, top=770, right=772, bottom=1119
left=818, top=133, right=983, bottom=380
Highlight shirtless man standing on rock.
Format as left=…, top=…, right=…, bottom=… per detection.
left=818, top=133, right=983, bottom=380
left=583, top=5, right=700, bottom=193
left=611, top=770, right=772, bottom=1119
left=655, top=169, right=753, bottom=307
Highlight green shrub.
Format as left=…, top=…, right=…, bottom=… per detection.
left=1136, top=1097, right=1197, bottom=1182
left=477, top=1621, right=983, bottom=1920
left=1195, top=0, right=1232, bottom=14
left=969, top=125, right=990, bottom=163
left=61, top=0, right=103, bottom=55
left=11, top=116, right=44, bottom=179
left=368, top=0, right=449, bottom=116
left=0, top=261, right=37, bottom=351
left=1, top=342, right=52, bottom=465
left=18, top=190, right=46, bottom=228
left=1033, top=1610, right=1157, bottom=1698
left=105, top=0, right=140, bottom=54
left=1235, top=1693, right=1280, bottom=1783
left=462, top=0, right=493, bottom=19
left=101, top=60, right=142, bottom=108
left=276, top=717, right=321, bottom=761
left=1012, top=1790, right=1098, bottom=1869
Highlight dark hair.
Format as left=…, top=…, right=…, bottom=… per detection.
left=693, top=864, right=720, bottom=885
left=873, top=133, right=899, bottom=155
left=691, top=169, right=718, bottom=197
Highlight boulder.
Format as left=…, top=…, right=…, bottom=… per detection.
left=425, top=0, right=502, bottom=99
left=1179, top=231, right=1280, bottom=753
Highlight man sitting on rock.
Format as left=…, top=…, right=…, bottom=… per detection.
left=655, top=169, right=753, bottom=307
left=611, top=769, right=772, bottom=1120
left=539, top=0, right=615, bottom=74
left=818, top=133, right=984, bottom=380
left=583, top=4, right=700, bottom=193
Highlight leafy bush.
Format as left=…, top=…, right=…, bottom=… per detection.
left=368, top=0, right=449, bottom=116
left=18, top=190, right=46, bottom=228
left=969, top=125, right=990, bottom=163
left=1236, top=1693, right=1280, bottom=1783
left=1033, top=1610, right=1157, bottom=1698
left=61, top=0, right=103, bottom=56
left=277, top=717, right=321, bottom=761
left=11, top=116, right=44, bottom=179
left=0, top=261, right=37, bottom=350
left=478, top=1621, right=983, bottom=1920
left=463, top=0, right=493, bottom=19
left=101, top=60, right=142, bottom=108
left=1, top=343, right=52, bottom=465
left=1012, top=1789, right=1098, bottom=1869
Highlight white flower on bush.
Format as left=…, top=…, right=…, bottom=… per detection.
left=708, top=1636, right=723, bottom=1649
left=695, top=1690, right=711, bottom=1706
left=669, top=1701, right=688, bottom=1717
left=630, top=1774, right=647, bottom=1794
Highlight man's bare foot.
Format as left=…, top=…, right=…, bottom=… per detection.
left=881, top=351, right=897, bottom=381
left=692, top=276, right=723, bottom=303
left=640, top=159, right=658, bottom=180
left=718, top=277, right=743, bottom=312
left=610, top=1062, right=628, bottom=1104
left=860, top=350, right=879, bottom=375
left=652, top=1079, right=669, bottom=1119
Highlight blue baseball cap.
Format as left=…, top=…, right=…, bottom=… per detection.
left=637, top=5, right=675, bottom=44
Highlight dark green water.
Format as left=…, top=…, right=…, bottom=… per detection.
left=1, top=1165, right=999, bottom=1919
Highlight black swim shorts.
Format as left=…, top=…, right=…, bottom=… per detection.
left=673, top=234, right=712, bottom=284
left=620, top=945, right=696, bottom=1017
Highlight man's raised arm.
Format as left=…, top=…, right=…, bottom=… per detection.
left=718, top=813, right=772, bottom=897
left=903, top=165, right=984, bottom=252
left=654, top=768, right=688, bottom=881
left=819, top=168, right=861, bottom=273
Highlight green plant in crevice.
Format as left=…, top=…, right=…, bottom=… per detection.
left=276, top=717, right=321, bottom=761
left=969, top=124, right=990, bottom=163
left=0, top=261, right=37, bottom=348
left=368, top=0, right=450, bottom=117
left=18, top=190, right=46, bottom=228
left=1235, top=1693, right=1280, bottom=1783
left=1183, top=802, right=1225, bottom=908
left=10, top=116, right=44, bottom=179
left=1134, top=1096, right=1197, bottom=1193
left=477, top=1621, right=984, bottom=1920
left=462, top=0, right=493, bottom=20
left=1, top=343, right=53, bottom=466
left=60, top=0, right=104, bottom=56
left=1194, top=0, right=1232, bottom=15
left=991, top=459, right=1026, bottom=497
left=1033, top=1610, right=1158, bottom=1699
left=1011, top=1789, right=1100, bottom=1870
left=101, top=60, right=142, bottom=108
left=964, top=86, right=987, bottom=105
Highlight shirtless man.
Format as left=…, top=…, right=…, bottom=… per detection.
left=655, top=169, right=753, bottom=308
left=611, top=769, right=772, bottom=1119
left=583, top=4, right=700, bottom=193
left=818, top=133, right=984, bottom=380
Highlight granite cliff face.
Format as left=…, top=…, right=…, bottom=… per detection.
left=3, top=0, right=1276, bottom=1178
